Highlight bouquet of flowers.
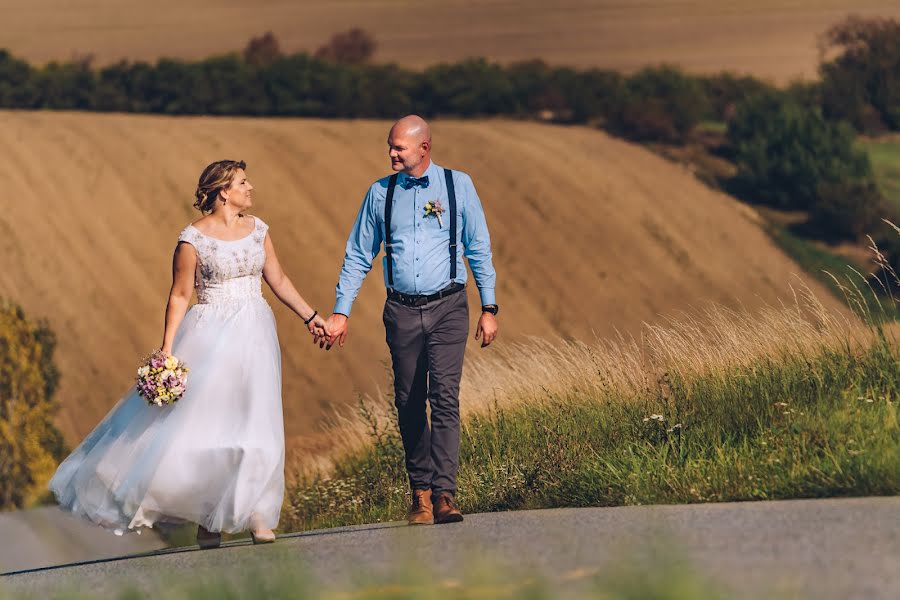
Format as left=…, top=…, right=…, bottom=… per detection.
left=136, top=350, right=189, bottom=406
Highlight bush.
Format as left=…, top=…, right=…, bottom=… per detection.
left=699, top=72, right=774, bottom=121
left=607, top=65, right=708, bottom=143
left=819, top=16, right=900, bottom=132
left=0, top=302, right=65, bottom=509
left=0, top=49, right=36, bottom=107
left=809, top=179, right=884, bottom=240
left=727, top=91, right=874, bottom=210
left=416, top=58, right=518, bottom=117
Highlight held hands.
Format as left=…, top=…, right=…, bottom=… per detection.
left=475, top=312, right=499, bottom=348
left=306, top=312, right=330, bottom=338
left=320, top=313, right=348, bottom=350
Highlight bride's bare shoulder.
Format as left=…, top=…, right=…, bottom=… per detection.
left=189, top=215, right=214, bottom=233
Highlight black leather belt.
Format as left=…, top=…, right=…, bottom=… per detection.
left=387, top=282, right=465, bottom=307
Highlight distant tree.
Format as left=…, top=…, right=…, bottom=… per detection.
left=607, top=65, right=708, bottom=143
left=417, top=59, right=517, bottom=116
left=819, top=16, right=900, bottom=132
left=244, top=32, right=282, bottom=67
left=0, top=49, right=36, bottom=107
left=784, top=79, right=823, bottom=110
left=565, top=68, right=624, bottom=124
left=315, top=28, right=376, bottom=65
left=32, top=60, right=97, bottom=110
left=699, top=72, right=773, bottom=121
left=809, top=179, right=884, bottom=240
left=0, top=302, right=65, bottom=509
left=727, top=91, right=874, bottom=210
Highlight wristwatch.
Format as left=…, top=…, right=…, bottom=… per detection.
left=482, top=304, right=499, bottom=315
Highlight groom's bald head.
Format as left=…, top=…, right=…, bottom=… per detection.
left=387, top=115, right=432, bottom=175
left=390, top=115, right=432, bottom=145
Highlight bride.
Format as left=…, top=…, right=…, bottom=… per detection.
left=49, top=160, right=328, bottom=548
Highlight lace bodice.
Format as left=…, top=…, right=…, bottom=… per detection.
left=178, top=216, right=269, bottom=305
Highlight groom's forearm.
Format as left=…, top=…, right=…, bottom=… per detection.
left=334, top=262, right=370, bottom=317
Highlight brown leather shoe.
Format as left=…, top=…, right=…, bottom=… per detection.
left=407, top=488, right=434, bottom=525
left=433, top=492, right=464, bottom=524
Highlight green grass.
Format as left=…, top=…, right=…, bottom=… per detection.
left=283, top=334, right=899, bottom=531
left=763, top=221, right=900, bottom=321
left=0, top=549, right=734, bottom=600
left=862, top=138, right=900, bottom=215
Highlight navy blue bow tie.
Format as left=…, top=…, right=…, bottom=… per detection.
left=402, top=175, right=430, bottom=189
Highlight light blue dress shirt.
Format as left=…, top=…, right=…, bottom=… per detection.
left=334, top=161, right=497, bottom=317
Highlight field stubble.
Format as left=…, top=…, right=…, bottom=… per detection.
left=4, top=1, right=900, bottom=83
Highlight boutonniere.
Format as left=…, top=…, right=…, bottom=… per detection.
left=424, top=200, right=445, bottom=227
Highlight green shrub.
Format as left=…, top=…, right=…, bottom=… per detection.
left=0, top=302, right=65, bottom=509
left=809, top=179, right=885, bottom=240
left=820, top=16, right=900, bottom=132
left=417, top=58, right=519, bottom=116
left=727, top=91, right=874, bottom=211
left=698, top=72, right=773, bottom=121
left=607, top=65, right=708, bottom=142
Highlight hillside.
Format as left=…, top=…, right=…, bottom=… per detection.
left=3, top=1, right=899, bottom=83
left=0, top=111, right=848, bottom=455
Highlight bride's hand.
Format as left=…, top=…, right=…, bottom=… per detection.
left=307, top=313, right=328, bottom=336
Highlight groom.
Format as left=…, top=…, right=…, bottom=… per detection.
left=322, top=115, right=499, bottom=525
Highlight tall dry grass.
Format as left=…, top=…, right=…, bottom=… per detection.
left=279, top=225, right=899, bottom=531
left=295, top=278, right=880, bottom=477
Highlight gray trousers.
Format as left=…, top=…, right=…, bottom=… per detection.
left=383, top=290, right=468, bottom=494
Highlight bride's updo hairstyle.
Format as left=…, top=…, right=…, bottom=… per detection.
left=193, top=160, right=247, bottom=214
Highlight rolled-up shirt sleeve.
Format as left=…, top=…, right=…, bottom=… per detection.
left=334, top=186, right=382, bottom=316
left=459, top=173, right=497, bottom=306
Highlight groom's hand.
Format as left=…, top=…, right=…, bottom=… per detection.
left=475, top=313, right=498, bottom=348
left=324, top=314, right=349, bottom=350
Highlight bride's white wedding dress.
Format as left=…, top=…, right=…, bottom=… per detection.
left=50, top=216, right=284, bottom=534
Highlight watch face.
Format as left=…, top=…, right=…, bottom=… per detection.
left=483, top=305, right=499, bottom=315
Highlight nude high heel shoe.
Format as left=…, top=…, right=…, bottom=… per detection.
left=249, top=515, right=276, bottom=544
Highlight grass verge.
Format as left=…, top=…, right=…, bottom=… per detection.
left=0, top=547, right=736, bottom=600
left=283, top=298, right=898, bottom=531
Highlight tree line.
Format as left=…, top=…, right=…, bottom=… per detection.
left=0, top=18, right=898, bottom=247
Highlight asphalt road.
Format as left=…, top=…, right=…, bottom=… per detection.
left=3, top=497, right=898, bottom=599
left=0, top=506, right=165, bottom=574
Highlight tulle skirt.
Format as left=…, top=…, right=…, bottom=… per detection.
left=49, top=297, right=285, bottom=534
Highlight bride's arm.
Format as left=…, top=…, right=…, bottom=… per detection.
left=160, top=242, right=197, bottom=354
left=261, top=234, right=327, bottom=333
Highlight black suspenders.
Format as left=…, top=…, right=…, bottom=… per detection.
left=384, top=169, right=457, bottom=289
left=445, top=169, right=458, bottom=281
left=384, top=173, right=398, bottom=287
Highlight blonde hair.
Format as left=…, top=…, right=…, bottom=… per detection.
left=193, top=160, right=247, bottom=214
